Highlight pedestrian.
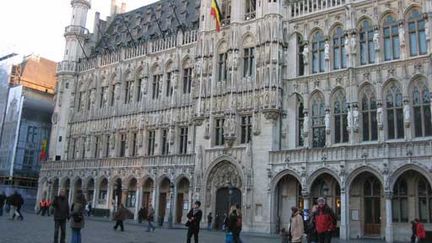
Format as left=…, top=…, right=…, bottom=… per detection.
left=46, top=198, right=52, bottom=216
left=52, top=189, right=70, bottom=243
left=222, top=213, right=228, bottom=231
left=70, top=190, right=86, bottom=243
left=37, top=199, right=44, bottom=215
left=146, top=204, right=156, bottom=232
left=85, top=202, right=92, bottom=217
left=9, top=191, right=24, bottom=220
left=289, top=206, right=304, bottom=243
left=415, top=218, right=426, bottom=243
left=306, top=205, right=318, bottom=243
left=0, top=191, right=5, bottom=217
left=113, top=204, right=131, bottom=232
left=280, top=228, right=289, bottom=243
left=227, top=204, right=242, bottom=243
left=313, top=197, right=336, bottom=243
left=207, top=212, right=213, bottom=231
left=186, top=200, right=203, bottom=243
left=138, top=207, right=146, bottom=224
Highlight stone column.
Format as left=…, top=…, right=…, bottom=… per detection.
left=153, top=186, right=160, bottom=226
left=385, top=192, right=393, bottom=243
left=69, top=184, right=75, bottom=205
left=134, top=189, right=141, bottom=221
left=106, top=181, right=113, bottom=210
left=170, top=184, right=177, bottom=226
left=92, top=186, right=98, bottom=209
left=339, top=189, right=348, bottom=240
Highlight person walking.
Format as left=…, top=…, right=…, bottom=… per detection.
left=227, top=204, right=242, bottom=243
left=9, top=191, right=24, bottom=220
left=306, top=205, right=319, bottom=243
left=313, top=197, right=336, bottom=243
left=0, top=191, right=5, bottom=217
left=415, top=218, right=426, bottom=243
left=280, top=228, right=289, bottom=243
left=70, top=190, right=86, bottom=243
left=113, top=204, right=130, bottom=232
left=52, top=189, right=70, bottom=243
left=207, top=212, right=213, bottom=231
left=289, top=207, right=304, bottom=243
left=138, top=207, right=146, bottom=224
left=146, top=204, right=156, bottom=232
left=186, top=200, right=203, bottom=243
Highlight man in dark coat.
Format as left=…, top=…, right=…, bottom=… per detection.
left=0, top=191, right=5, bottom=216
left=9, top=191, right=24, bottom=220
left=52, top=189, right=70, bottom=243
left=186, top=200, right=203, bottom=243
left=113, top=204, right=131, bottom=232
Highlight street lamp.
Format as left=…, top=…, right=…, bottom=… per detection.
left=168, top=182, right=174, bottom=228
left=228, top=182, right=233, bottom=211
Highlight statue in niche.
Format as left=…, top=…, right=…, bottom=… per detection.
left=347, top=108, right=353, bottom=128
left=303, top=113, right=309, bottom=135
left=399, top=23, right=405, bottom=46
left=350, top=33, right=357, bottom=53
left=353, top=106, right=359, bottom=130
left=344, top=36, right=351, bottom=55
left=373, top=29, right=380, bottom=50
left=377, top=106, right=383, bottom=128
left=324, top=40, right=330, bottom=60
left=324, top=110, right=330, bottom=132
left=403, top=103, right=410, bottom=125
left=302, top=44, right=309, bottom=65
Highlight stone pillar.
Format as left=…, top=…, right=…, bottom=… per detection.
left=134, top=189, right=141, bottom=221
left=92, top=186, right=98, bottom=209
left=106, top=181, right=113, bottom=210
left=385, top=192, right=394, bottom=243
left=69, top=184, right=75, bottom=205
left=153, top=185, right=160, bottom=226
left=170, top=184, right=177, bottom=226
left=339, top=190, right=348, bottom=240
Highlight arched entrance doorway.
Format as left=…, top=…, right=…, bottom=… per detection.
left=98, top=178, right=108, bottom=206
left=206, top=161, right=242, bottom=231
left=126, top=178, right=137, bottom=209
left=274, top=174, right=302, bottom=233
left=112, top=178, right=122, bottom=208
left=51, top=178, right=59, bottom=199
left=349, top=171, right=383, bottom=238
left=158, top=178, right=171, bottom=226
left=176, top=178, right=190, bottom=224
left=142, top=178, right=154, bottom=209
left=63, top=178, right=70, bottom=201
left=86, top=178, right=94, bottom=203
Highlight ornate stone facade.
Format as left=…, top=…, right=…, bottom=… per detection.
left=39, top=0, right=432, bottom=242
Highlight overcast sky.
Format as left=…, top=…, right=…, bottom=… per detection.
left=0, top=0, right=157, bottom=62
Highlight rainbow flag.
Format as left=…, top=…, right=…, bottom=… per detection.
left=39, top=139, right=47, bottom=161
left=210, top=0, right=222, bottom=32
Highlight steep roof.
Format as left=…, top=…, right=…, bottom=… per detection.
left=93, top=0, right=200, bottom=55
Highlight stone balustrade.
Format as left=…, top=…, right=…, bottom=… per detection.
left=64, top=25, right=89, bottom=36
left=57, top=61, right=77, bottom=73
left=289, top=0, right=347, bottom=18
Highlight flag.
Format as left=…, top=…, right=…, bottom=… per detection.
left=210, top=0, right=222, bottom=32
left=39, top=139, right=47, bottom=161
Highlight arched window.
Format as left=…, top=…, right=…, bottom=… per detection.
left=359, top=20, right=375, bottom=65
left=360, top=85, right=378, bottom=141
left=311, top=94, right=325, bottom=147
left=392, top=178, right=408, bottom=222
left=245, top=0, right=256, bottom=20
left=297, top=95, right=304, bottom=146
left=417, top=178, right=432, bottom=223
left=412, top=81, right=432, bottom=137
left=385, top=82, right=404, bottom=139
left=333, top=90, right=348, bottom=143
left=221, top=0, right=231, bottom=26
left=383, top=15, right=400, bottom=61
left=298, top=36, right=305, bottom=76
left=408, top=9, right=427, bottom=56
left=333, top=27, right=347, bottom=70
left=312, top=31, right=325, bottom=73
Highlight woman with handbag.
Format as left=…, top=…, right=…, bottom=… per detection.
left=70, top=190, right=86, bottom=243
left=227, top=205, right=242, bottom=243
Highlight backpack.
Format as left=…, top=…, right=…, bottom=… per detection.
left=417, top=223, right=426, bottom=240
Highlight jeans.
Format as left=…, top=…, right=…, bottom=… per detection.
left=114, top=220, right=124, bottom=231
left=207, top=223, right=212, bottom=231
left=317, top=232, right=332, bottom=243
left=186, top=227, right=199, bottom=243
left=0, top=205, right=3, bottom=216
left=70, top=228, right=81, bottom=243
left=15, top=207, right=23, bottom=220
left=147, top=220, right=155, bottom=232
left=54, top=219, right=66, bottom=243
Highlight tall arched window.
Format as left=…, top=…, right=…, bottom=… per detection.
left=408, top=9, right=427, bottom=56
left=311, top=94, right=325, bottom=147
left=418, top=178, right=432, bottom=223
left=412, top=81, right=432, bottom=137
left=383, top=15, right=400, bottom=61
left=221, top=0, right=231, bottom=26
left=360, top=85, right=378, bottom=141
left=333, top=27, right=347, bottom=70
left=312, top=31, right=325, bottom=73
left=385, top=82, right=404, bottom=139
left=297, top=95, right=304, bottom=147
left=359, top=20, right=375, bottom=65
left=333, top=90, right=348, bottom=143
left=298, top=36, right=305, bottom=76
left=392, top=178, right=408, bottom=222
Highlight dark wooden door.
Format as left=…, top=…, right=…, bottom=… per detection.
left=176, top=193, right=184, bottom=223
left=364, top=177, right=381, bottom=236
left=158, top=193, right=167, bottom=224
left=215, top=187, right=242, bottom=230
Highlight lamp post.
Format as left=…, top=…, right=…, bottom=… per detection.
left=228, top=182, right=233, bottom=212
left=168, top=182, right=174, bottom=228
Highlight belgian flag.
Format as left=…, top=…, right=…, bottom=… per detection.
left=210, top=0, right=222, bottom=32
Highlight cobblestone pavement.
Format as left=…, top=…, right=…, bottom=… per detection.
left=0, top=211, right=386, bottom=243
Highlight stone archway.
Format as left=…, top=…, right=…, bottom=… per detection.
left=273, top=174, right=302, bottom=233
left=206, top=161, right=242, bottom=231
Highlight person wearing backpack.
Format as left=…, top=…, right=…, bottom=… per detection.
left=186, top=201, right=202, bottom=243
left=70, top=190, right=86, bottom=243
left=228, top=204, right=242, bottom=243
left=313, top=197, right=336, bottom=243
left=415, top=218, right=426, bottom=243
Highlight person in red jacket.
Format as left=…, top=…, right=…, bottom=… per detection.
left=313, top=197, right=336, bottom=243
left=415, top=218, right=426, bottom=243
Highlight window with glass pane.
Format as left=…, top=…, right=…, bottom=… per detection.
left=218, top=53, right=228, bottom=81
left=312, top=32, right=325, bottom=73
left=105, top=135, right=110, bottom=158
left=81, top=137, right=86, bottom=159
left=183, top=68, right=192, bottom=94
left=297, top=96, right=304, bottom=146
left=245, top=0, right=256, bottom=20
left=136, top=79, right=142, bottom=102
left=408, top=10, right=427, bottom=56
left=298, top=37, right=305, bottom=76
left=152, top=75, right=161, bottom=99
left=392, top=178, right=408, bottom=222
left=161, top=129, right=169, bottom=155
left=221, top=0, right=231, bottom=26
left=418, top=178, right=432, bottom=223
left=215, top=118, right=225, bottom=146
left=240, top=115, right=252, bottom=144
left=383, top=15, right=400, bottom=61
left=333, top=27, right=347, bottom=70
left=111, top=84, right=116, bottom=106
left=94, top=136, right=99, bottom=158
left=179, top=127, right=188, bottom=154
left=412, top=82, right=432, bottom=137
left=333, top=90, right=348, bottom=143
left=100, top=86, right=106, bottom=108
left=359, top=20, right=375, bottom=65
left=386, top=83, right=404, bottom=139
left=131, top=132, right=137, bottom=156
left=119, top=134, right=126, bottom=157
left=312, top=94, right=325, bottom=147
left=243, top=48, right=255, bottom=77
left=166, top=72, right=173, bottom=97
left=360, top=86, right=378, bottom=141
left=147, top=130, right=155, bottom=155
left=125, top=80, right=133, bottom=104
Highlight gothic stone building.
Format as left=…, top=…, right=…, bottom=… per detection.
left=38, top=0, right=432, bottom=242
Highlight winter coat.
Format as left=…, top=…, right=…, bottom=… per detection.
left=306, top=216, right=318, bottom=242
left=186, top=208, right=202, bottom=231
left=114, top=207, right=130, bottom=221
left=290, top=212, right=304, bottom=243
left=8, top=193, right=23, bottom=207
left=314, top=205, right=336, bottom=234
left=147, top=207, right=155, bottom=221
left=70, top=201, right=85, bottom=229
left=0, top=194, right=5, bottom=207
left=228, top=210, right=242, bottom=234
left=52, top=195, right=70, bottom=220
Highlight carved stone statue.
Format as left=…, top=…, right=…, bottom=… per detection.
left=347, top=108, right=353, bottom=128
left=403, top=103, right=410, bottom=125
left=324, top=40, right=330, bottom=60
left=350, top=34, right=357, bottom=54
left=399, top=23, right=405, bottom=46
left=425, top=20, right=430, bottom=40
left=303, top=113, right=309, bottom=135
left=302, top=44, right=309, bottom=65
left=373, top=29, right=380, bottom=50
left=377, top=106, right=383, bottom=129
left=90, top=89, right=95, bottom=104
left=324, top=110, right=330, bottom=132
left=344, top=36, right=351, bottom=55
left=114, top=84, right=120, bottom=100
left=353, top=106, right=359, bottom=130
